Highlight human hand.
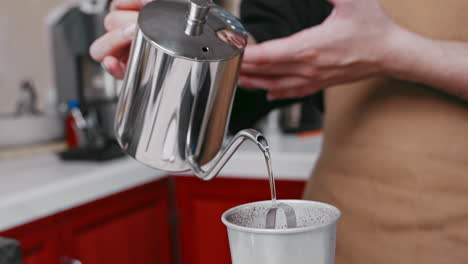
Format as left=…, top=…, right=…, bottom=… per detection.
left=90, top=0, right=151, bottom=79
left=238, top=0, right=402, bottom=100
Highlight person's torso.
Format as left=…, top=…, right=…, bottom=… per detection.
left=304, top=1, right=468, bottom=263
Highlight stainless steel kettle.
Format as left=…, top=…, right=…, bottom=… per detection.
left=115, top=0, right=268, bottom=180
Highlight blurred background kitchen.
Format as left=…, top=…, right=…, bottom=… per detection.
left=0, top=0, right=323, bottom=263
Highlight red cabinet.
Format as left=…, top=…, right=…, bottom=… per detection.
left=174, top=176, right=305, bottom=264
left=1, top=176, right=305, bottom=264
left=2, top=217, right=61, bottom=264
left=60, top=178, right=172, bottom=264
left=1, top=178, right=172, bottom=264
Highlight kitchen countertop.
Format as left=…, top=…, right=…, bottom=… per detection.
left=0, top=134, right=322, bottom=231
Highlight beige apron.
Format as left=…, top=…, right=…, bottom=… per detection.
left=303, top=1, right=468, bottom=263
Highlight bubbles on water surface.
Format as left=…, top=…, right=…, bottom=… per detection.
left=226, top=202, right=339, bottom=230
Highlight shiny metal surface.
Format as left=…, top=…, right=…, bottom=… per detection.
left=115, top=0, right=259, bottom=180
left=138, top=0, right=247, bottom=60
left=185, top=0, right=213, bottom=36
left=116, top=25, right=263, bottom=180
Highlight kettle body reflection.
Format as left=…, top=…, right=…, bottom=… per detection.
left=115, top=0, right=268, bottom=180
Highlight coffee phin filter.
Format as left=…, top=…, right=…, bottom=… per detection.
left=222, top=200, right=341, bottom=264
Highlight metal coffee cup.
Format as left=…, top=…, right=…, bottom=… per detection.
left=222, top=200, right=341, bottom=264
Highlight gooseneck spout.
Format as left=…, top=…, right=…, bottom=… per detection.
left=187, top=129, right=269, bottom=181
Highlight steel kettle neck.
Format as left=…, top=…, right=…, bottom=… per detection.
left=187, top=129, right=269, bottom=181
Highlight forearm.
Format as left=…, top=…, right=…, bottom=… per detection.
left=384, top=27, right=468, bottom=100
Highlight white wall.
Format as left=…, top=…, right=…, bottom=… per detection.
left=0, top=0, right=65, bottom=114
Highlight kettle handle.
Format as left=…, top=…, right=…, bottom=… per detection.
left=187, top=129, right=269, bottom=181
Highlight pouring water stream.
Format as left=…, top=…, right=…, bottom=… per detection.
left=256, top=136, right=297, bottom=229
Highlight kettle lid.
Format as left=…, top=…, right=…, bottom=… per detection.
left=138, top=0, right=248, bottom=61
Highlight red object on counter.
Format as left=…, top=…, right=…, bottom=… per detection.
left=65, top=100, right=86, bottom=148
left=65, top=114, right=79, bottom=148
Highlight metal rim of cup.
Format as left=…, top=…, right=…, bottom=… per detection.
left=221, top=199, right=341, bottom=234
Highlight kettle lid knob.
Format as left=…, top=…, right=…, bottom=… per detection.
left=138, top=0, right=247, bottom=61
left=185, top=0, right=213, bottom=36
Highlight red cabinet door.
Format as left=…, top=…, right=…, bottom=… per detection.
left=1, top=217, right=61, bottom=264
left=174, top=176, right=305, bottom=264
left=19, top=234, right=61, bottom=264
left=60, top=178, right=173, bottom=264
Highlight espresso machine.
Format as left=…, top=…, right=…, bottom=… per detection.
left=48, top=0, right=124, bottom=160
